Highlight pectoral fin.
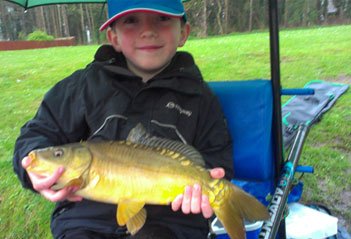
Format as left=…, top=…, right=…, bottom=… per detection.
left=51, top=177, right=84, bottom=191
left=117, top=201, right=146, bottom=234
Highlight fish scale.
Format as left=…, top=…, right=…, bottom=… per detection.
left=85, top=141, right=201, bottom=202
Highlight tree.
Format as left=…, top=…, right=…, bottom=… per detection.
left=216, top=0, right=224, bottom=34
left=284, top=0, right=289, bottom=27
left=202, top=0, right=208, bottom=36
left=249, top=0, right=254, bottom=31
left=61, top=5, right=70, bottom=37
left=35, top=7, right=46, bottom=33
left=223, top=0, right=229, bottom=33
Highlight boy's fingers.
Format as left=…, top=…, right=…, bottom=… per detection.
left=40, top=186, right=82, bottom=202
left=67, top=187, right=83, bottom=202
left=171, top=194, right=183, bottom=211
left=181, top=186, right=192, bottom=214
left=22, top=156, right=78, bottom=202
left=67, top=195, right=84, bottom=202
left=172, top=185, right=213, bottom=218
left=209, top=167, right=225, bottom=179
left=201, top=195, right=213, bottom=218
left=30, top=167, right=65, bottom=192
left=190, top=184, right=201, bottom=214
left=21, top=157, right=31, bottom=169
left=40, top=186, right=72, bottom=202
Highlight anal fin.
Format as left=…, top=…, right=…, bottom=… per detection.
left=117, top=200, right=146, bottom=235
left=126, top=208, right=147, bottom=235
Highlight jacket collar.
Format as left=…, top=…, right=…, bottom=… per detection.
left=93, top=44, right=204, bottom=95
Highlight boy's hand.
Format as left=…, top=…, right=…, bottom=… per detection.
left=22, top=157, right=83, bottom=202
left=171, top=167, right=225, bottom=218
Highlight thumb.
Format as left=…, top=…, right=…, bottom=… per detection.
left=209, top=167, right=225, bottom=179
left=22, top=156, right=32, bottom=169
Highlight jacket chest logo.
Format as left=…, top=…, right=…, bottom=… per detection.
left=166, top=102, right=192, bottom=117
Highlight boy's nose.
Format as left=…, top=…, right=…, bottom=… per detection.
left=140, top=21, right=158, bottom=38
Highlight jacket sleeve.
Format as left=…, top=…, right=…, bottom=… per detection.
left=13, top=70, right=89, bottom=190
left=194, top=93, right=234, bottom=180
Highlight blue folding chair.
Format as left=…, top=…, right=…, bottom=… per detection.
left=208, top=80, right=315, bottom=239
left=209, top=80, right=274, bottom=182
left=209, top=80, right=275, bottom=200
left=208, top=80, right=276, bottom=238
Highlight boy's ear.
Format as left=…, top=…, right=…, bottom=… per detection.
left=107, top=28, right=122, bottom=52
left=178, top=22, right=190, bottom=47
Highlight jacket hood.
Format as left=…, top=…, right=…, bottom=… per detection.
left=93, top=44, right=203, bottom=83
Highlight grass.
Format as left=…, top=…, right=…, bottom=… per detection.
left=0, top=25, right=350, bottom=238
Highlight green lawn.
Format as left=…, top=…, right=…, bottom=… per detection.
left=0, top=25, right=350, bottom=238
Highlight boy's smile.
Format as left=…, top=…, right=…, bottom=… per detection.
left=107, top=12, right=190, bottom=81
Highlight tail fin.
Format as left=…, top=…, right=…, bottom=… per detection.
left=213, top=181, right=270, bottom=239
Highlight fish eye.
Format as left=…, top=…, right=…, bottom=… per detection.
left=53, top=149, right=64, bottom=158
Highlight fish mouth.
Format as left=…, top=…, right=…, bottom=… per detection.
left=26, top=151, right=51, bottom=175
left=28, top=151, right=35, bottom=159
left=27, top=151, right=37, bottom=169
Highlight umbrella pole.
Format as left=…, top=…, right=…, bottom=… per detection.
left=268, top=0, right=286, bottom=238
left=268, top=0, right=284, bottom=190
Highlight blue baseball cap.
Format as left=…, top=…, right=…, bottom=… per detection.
left=100, top=0, right=187, bottom=31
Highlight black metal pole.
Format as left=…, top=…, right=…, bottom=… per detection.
left=268, top=0, right=285, bottom=238
left=268, top=0, right=284, bottom=186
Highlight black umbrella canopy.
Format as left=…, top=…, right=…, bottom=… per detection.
left=5, top=0, right=192, bottom=10
left=5, top=0, right=106, bottom=9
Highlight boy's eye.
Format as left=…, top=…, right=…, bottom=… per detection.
left=122, top=16, right=138, bottom=24
left=159, top=15, right=171, bottom=22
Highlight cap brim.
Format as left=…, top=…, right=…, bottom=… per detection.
left=99, top=8, right=184, bottom=31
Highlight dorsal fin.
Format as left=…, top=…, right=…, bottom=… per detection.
left=127, top=123, right=150, bottom=143
left=127, top=123, right=205, bottom=167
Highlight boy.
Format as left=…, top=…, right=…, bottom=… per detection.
left=13, top=0, right=233, bottom=238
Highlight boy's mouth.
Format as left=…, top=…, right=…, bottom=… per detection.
left=138, top=45, right=162, bottom=51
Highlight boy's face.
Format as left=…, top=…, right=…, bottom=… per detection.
left=107, top=12, right=190, bottom=80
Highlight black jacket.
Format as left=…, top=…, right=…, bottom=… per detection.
left=13, top=45, right=233, bottom=238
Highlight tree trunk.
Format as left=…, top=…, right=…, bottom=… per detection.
left=80, top=4, right=85, bottom=44
left=223, top=0, right=229, bottom=33
left=88, top=5, right=97, bottom=43
left=35, top=7, right=47, bottom=32
left=85, top=5, right=93, bottom=43
left=249, top=0, right=254, bottom=31
left=216, top=0, right=224, bottom=34
left=57, top=5, right=63, bottom=37
left=284, top=0, right=289, bottom=27
left=0, top=1, right=6, bottom=40
left=61, top=5, right=70, bottom=37
left=51, top=6, right=59, bottom=37
left=202, top=0, right=208, bottom=36
left=322, top=0, right=329, bottom=23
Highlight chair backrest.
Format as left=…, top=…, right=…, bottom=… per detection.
left=208, top=80, right=275, bottom=181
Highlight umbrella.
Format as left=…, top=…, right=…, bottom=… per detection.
left=5, top=0, right=106, bottom=10
left=5, top=0, right=191, bottom=10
